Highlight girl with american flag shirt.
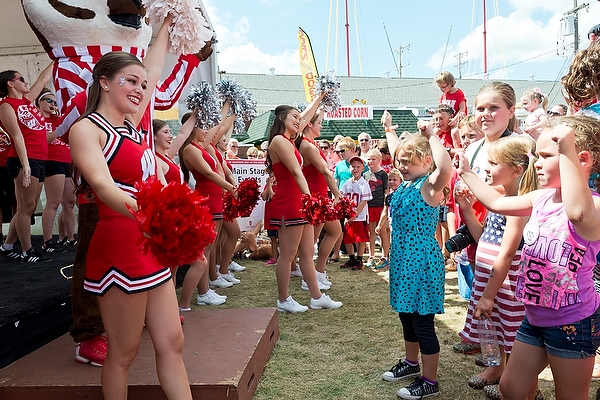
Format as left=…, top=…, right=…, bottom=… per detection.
left=456, top=136, right=538, bottom=398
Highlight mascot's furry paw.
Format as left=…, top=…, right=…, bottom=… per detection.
left=195, top=40, right=213, bottom=62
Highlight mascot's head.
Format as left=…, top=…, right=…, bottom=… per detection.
left=22, top=0, right=152, bottom=52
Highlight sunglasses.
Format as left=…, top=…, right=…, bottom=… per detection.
left=43, top=98, right=57, bottom=106
left=320, top=146, right=329, bottom=150
left=11, top=76, right=25, bottom=83
left=334, top=148, right=346, bottom=154
left=359, top=139, right=370, bottom=142
left=547, top=111, right=561, bottom=117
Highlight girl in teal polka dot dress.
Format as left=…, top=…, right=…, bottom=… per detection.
left=381, top=121, right=452, bottom=399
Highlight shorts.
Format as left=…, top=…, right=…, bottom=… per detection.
left=0, top=166, right=16, bottom=206
left=6, top=157, right=46, bottom=182
left=368, top=206, right=383, bottom=224
left=343, top=220, right=369, bottom=244
left=267, top=229, right=278, bottom=238
left=515, top=310, right=600, bottom=359
left=438, top=205, right=448, bottom=223
left=45, top=160, right=71, bottom=177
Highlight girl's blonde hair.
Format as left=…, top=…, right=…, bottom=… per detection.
left=393, top=134, right=433, bottom=171
left=547, top=115, right=600, bottom=192
left=522, top=88, right=548, bottom=111
left=561, top=40, right=600, bottom=108
left=487, top=136, right=538, bottom=195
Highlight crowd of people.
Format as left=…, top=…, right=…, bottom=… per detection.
left=4, top=10, right=600, bottom=400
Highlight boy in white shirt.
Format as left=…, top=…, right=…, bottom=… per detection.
left=340, top=156, right=373, bottom=270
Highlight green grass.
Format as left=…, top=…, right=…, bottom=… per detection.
left=182, top=258, right=600, bottom=399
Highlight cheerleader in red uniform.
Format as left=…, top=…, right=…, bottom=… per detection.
left=210, top=118, right=247, bottom=280
left=179, top=110, right=237, bottom=308
left=69, top=46, right=193, bottom=400
left=0, top=64, right=53, bottom=262
left=35, top=89, right=76, bottom=253
left=297, top=110, right=341, bottom=290
left=266, top=99, right=342, bottom=313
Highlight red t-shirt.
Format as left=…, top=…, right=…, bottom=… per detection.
left=1, top=97, right=48, bottom=160
left=440, top=88, right=467, bottom=116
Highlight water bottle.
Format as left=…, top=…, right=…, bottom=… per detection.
left=478, top=317, right=502, bottom=366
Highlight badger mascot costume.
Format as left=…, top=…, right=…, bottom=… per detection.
left=21, top=0, right=214, bottom=366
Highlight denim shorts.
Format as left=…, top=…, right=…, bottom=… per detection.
left=515, top=307, right=600, bottom=359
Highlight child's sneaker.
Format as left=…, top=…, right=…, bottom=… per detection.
left=290, top=268, right=303, bottom=278
left=382, top=359, right=421, bottom=382
left=365, top=256, right=376, bottom=268
left=396, top=376, right=439, bottom=399
left=340, top=259, right=352, bottom=269
left=351, top=258, right=363, bottom=270
left=374, top=257, right=390, bottom=270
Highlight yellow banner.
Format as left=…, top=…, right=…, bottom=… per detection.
left=298, top=27, right=319, bottom=102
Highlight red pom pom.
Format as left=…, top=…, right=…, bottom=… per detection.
left=223, top=178, right=260, bottom=222
left=128, top=178, right=216, bottom=266
left=300, top=193, right=334, bottom=225
left=331, top=196, right=357, bottom=220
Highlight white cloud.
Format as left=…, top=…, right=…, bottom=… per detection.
left=218, top=43, right=299, bottom=75
left=426, top=2, right=600, bottom=79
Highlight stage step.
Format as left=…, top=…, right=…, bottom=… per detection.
left=0, top=308, right=279, bottom=400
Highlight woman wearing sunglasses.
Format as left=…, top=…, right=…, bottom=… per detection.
left=0, top=66, right=53, bottom=262
left=35, top=88, right=77, bottom=253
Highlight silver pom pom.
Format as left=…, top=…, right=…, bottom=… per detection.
left=215, top=78, right=257, bottom=133
left=185, top=82, right=221, bottom=130
left=292, top=102, right=307, bottom=113
left=314, top=73, right=342, bottom=112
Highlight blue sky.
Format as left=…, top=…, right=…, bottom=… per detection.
left=203, top=0, right=600, bottom=82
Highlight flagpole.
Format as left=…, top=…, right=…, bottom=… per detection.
left=345, top=0, right=350, bottom=76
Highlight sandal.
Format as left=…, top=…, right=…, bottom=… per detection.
left=326, top=257, right=339, bottom=264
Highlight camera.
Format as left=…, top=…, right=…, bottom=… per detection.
left=445, top=224, right=476, bottom=253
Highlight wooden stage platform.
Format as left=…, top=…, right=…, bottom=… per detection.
left=0, top=308, right=279, bottom=400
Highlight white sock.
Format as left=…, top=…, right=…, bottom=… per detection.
left=2, top=243, right=13, bottom=250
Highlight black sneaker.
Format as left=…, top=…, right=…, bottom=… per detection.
left=57, top=236, right=68, bottom=246
left=64, top=239, right=78, bottom=247
left=21, top=247, right=52, bottom=263
left=42, top=239, right=67, bottom=253
left=381, top=359, right=421, bottom=382
left=0, top=245, right=22, bottom=259
left=340, top=259, right=352, bottom=269
left=396, top=377, right=439, bottom=399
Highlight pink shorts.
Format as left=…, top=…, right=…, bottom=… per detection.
left=344, top=221, right=369, bottom=244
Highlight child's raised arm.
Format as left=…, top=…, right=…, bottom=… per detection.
left=417, top=121, right=452, bottom=207
left=553, top=124, right=600, bottom=241
left=456, top=151, right=534, bottom=216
